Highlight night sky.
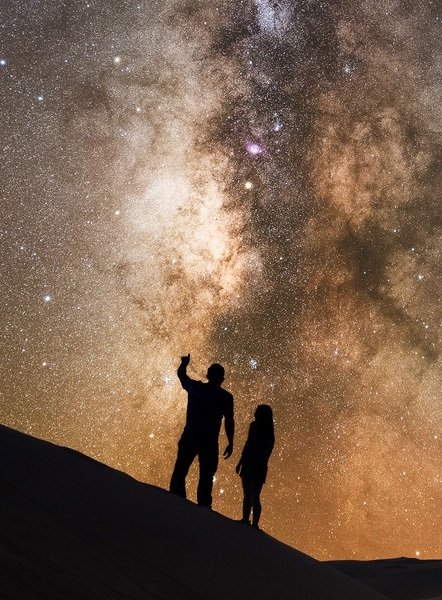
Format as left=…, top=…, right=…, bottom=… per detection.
left=1, top=0, right=441, bottom=560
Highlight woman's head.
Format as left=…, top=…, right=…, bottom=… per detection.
left=254, top=404, right=273, bottom=424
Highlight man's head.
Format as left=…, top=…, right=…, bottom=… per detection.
left=207, top=363, right=225, bottom=385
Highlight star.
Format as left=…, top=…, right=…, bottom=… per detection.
left=246, top=142, right=263, bottom=156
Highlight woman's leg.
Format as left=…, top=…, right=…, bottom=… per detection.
left=251, top=480, right=264, bottom=527
left=241, top=476, right=253, bottom=522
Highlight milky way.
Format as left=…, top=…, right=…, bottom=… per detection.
left=1, top=0, right=441, bottom=559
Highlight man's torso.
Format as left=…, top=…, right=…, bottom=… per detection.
left=184, top=381, right=232, bottom=438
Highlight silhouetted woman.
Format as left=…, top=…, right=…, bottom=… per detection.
left=236, top=404, right=274, bottom=528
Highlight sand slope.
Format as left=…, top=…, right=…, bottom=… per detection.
left=0, top=425, right=390, bottom=600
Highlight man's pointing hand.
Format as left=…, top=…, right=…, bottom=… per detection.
left=181, top=354, right=190, bottom=366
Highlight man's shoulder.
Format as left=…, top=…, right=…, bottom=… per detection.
left=182, top=377, right=203, bottom=392
left=220, top=387, right=234, bottom=402
left=190, top=379, right=204, bottom=389
left=205, top=384, right=233, bottom=399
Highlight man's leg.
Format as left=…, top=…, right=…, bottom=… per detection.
left=197, top=440, right=218, bottom=508
left=170, top=432, right=197, bottom=499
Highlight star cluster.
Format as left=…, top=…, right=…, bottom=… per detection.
left=1, top=0, right=441, bottom=560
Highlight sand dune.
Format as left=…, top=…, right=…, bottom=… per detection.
left=329, top=558, right=442, bottom=600
left=0, top=425, right=437, bottom=599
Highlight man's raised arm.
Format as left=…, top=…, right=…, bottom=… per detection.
left=177, top=353, right=192, bottom=390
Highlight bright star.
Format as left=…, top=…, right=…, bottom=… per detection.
left=245, top=181, right=253, bottom=190
left=246, top=142, right=263, bottom=156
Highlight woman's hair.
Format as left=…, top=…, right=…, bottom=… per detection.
left=254, top=404, right=274, bottom=439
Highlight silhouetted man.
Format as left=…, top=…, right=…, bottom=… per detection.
left=170, top=354, right=234, bottom=508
